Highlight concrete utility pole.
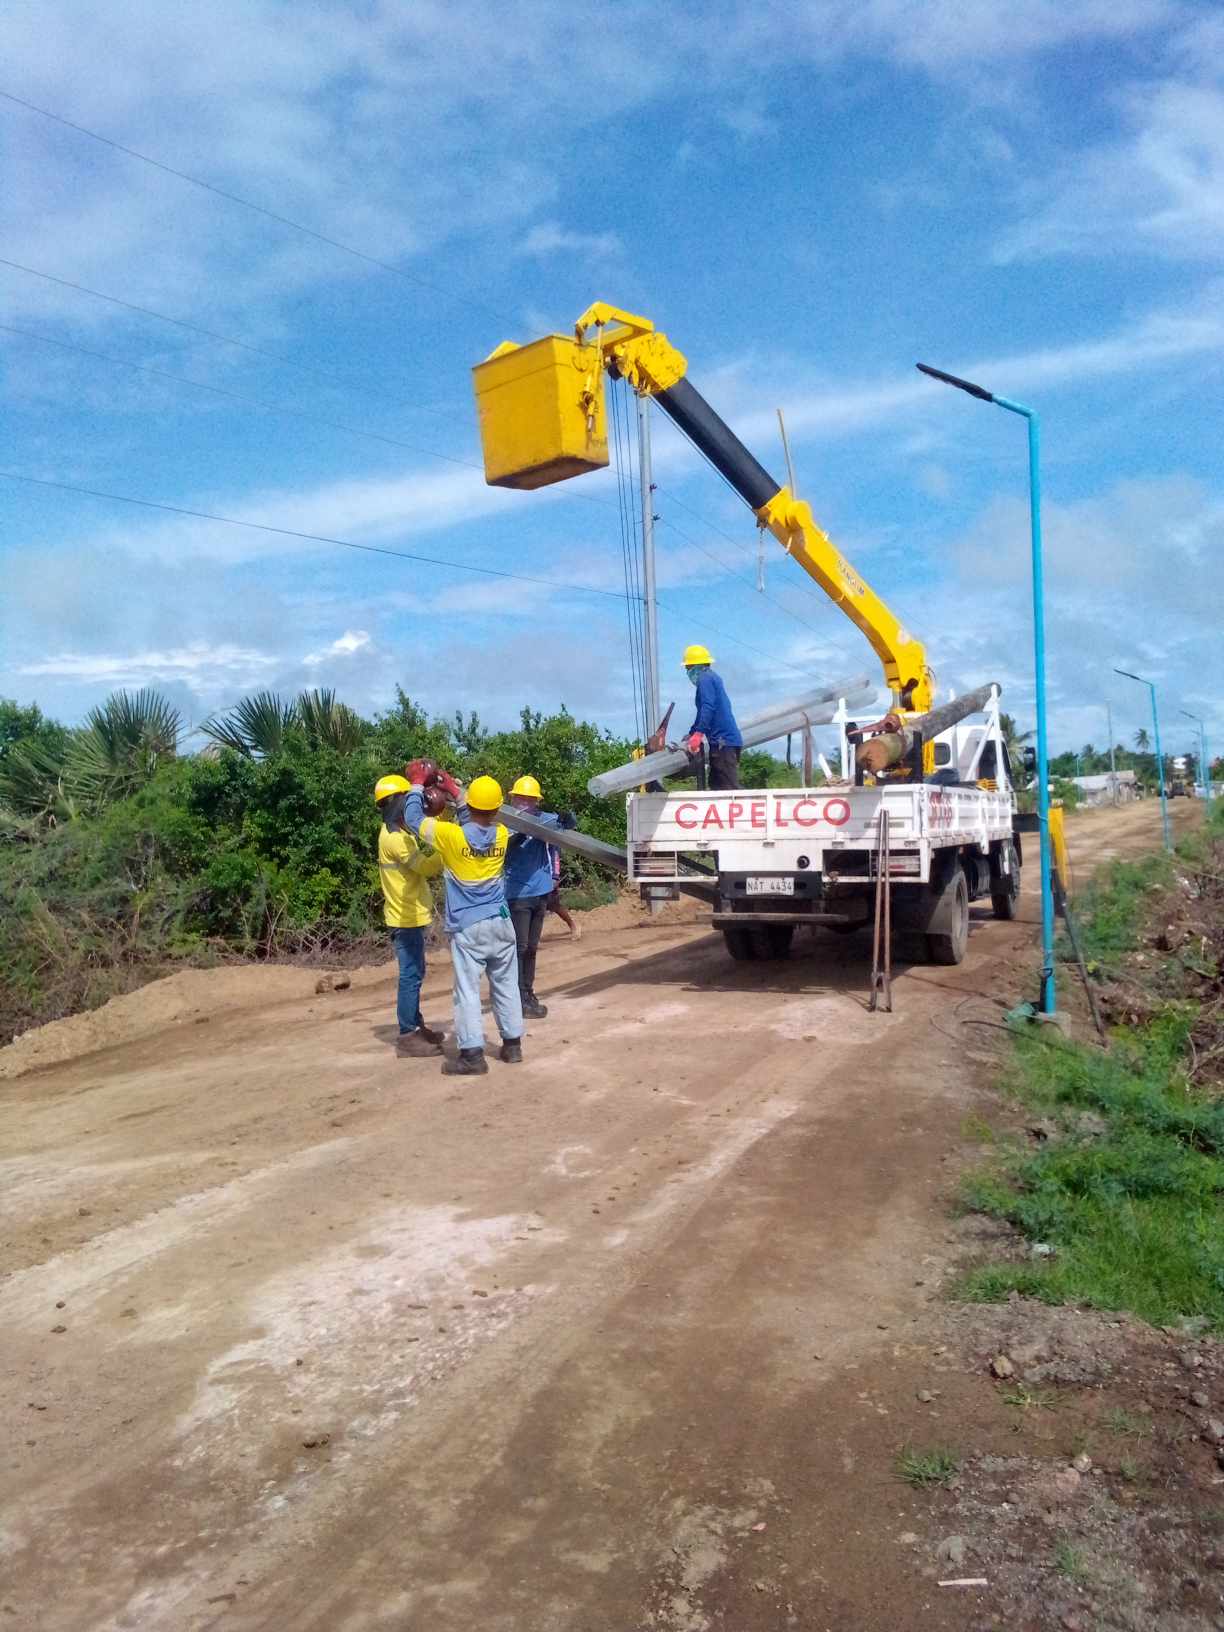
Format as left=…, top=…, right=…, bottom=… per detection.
left=1106, top=701, right=1118, bottom=805
left=637, top=392, right=661, bottom=732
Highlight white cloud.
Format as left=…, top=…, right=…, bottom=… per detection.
left=17, top=642, right=277, bottom=686
left=303, top=628, right=372, bottom=664
left=516, top=222, right=624, bottom=259
left=997, top=80, right=1224, bottom=264
left=818, top=0, right=1178, bottom=68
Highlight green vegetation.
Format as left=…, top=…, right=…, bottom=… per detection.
left=896, top=1446, right=960, bottom=1488
left=0, top=686, right=638, bottom=1045
left=1001, top=1383, right=1059, bottom=1412
left=1053, top=1537, right=1090, bottom=1582
left=958, top=799, right=1224, bottom=1331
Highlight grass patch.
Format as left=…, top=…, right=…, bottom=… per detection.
left=896, top=1446, right=960, bottom=1488
left=1065, top=852, right=1173, bottom=973
left=956, top=1023, right=1224, bottom=1330
left=1053, top=1537, right=1090, bottom=1582
left=1102, top=1407, right=1151, bottom=1438
left=1002, top=1383, right=1059, bottom=1411
left=958, top=807, right=1224, bottom=1333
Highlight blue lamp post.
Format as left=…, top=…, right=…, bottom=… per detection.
left=916, top=362, right=1055, bottom=1017
left=1180, top=710, right=1210, bottom=802
left=1115, top=668, right=1171, bottom=850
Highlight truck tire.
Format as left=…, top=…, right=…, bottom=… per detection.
left=723, top=926, right=755, bottom=961
left=927, top=864, right=969, bottom=965
left=991, top=840, right=1020, bottom=920
left=750, top=923, right=794, bottom=960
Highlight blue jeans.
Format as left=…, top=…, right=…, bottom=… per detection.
left=449, top=914, right=523, bottom=1051
left=390, top=927, right=426, bottom=1035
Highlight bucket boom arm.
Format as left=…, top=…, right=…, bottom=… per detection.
left=569, top=305, right=934, bottom=713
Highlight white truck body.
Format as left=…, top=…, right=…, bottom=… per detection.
left=625, top=688, right=1023, bottom=962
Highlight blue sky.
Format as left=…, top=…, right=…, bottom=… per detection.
left=3, top=0, right=1222, bottom=764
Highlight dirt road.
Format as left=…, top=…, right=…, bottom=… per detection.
left=0, top=800, right=1192, bottom=1631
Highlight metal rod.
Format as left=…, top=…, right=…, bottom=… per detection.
left=637, top=391, right=661, bottom=731
left=777, top=407, right=797, bottom=497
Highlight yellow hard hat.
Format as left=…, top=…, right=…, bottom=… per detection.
left=510, top=774, right=542, bottom=799
left=683, top=643, right=713, bottom=667
left=374, top=773, right=410, bottom=802
left=466, top=774, right=504, bottom=811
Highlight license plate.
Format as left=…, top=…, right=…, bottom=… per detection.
left=745, top=876, right=795, bottom=896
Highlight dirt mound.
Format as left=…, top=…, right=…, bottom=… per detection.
left=555, top=887, right=706, bottom=936
left=0, top=962, right=390, bottom=1082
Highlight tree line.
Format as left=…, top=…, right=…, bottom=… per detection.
left=0, top=686, right=791, bottom=1045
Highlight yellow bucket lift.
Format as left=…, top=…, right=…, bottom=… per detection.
left=472, top=335, right=609, bottom=490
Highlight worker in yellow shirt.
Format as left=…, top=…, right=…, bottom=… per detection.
left=404, top=762, right=523, bottom=1076
left=374, top=774, right=446, bottom=1058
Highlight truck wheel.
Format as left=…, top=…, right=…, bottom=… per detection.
left=723, top=926, right=755, bottom=961
left=751, top=923, right=794, bottom=960
left=991, top=841, right=1020, bottom=920
left=927, top=864, right=969, bottom=965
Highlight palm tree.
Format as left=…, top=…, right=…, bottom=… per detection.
left=0, top=735, right=77, bottom=828
left=202, top=690, right=295, bottom=757
left=1134, top=727, right=1151, bottom=752
left=202, top=688, right=365, bottom=758
left=999, top=712, right=1033, bottom=775
left=66, top=689, right=181, bottom=809
left=296, top=688, right=364, bottom=754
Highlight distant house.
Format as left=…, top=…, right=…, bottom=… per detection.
left=1069, top=771, right=1138, bottom=807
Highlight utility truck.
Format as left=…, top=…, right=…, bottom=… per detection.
left=473, top=304, right=1028, bottom=965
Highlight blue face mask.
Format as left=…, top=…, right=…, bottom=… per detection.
left=686, top=666, right=706, bottom=685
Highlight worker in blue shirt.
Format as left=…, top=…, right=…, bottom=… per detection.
left=503, top=775, right=577, bottom=1019
left=682, top=643, right=743, bottom=789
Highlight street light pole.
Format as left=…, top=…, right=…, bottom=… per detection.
left=1106, top=701, right=1118, bottom=805
left=1115, top=668, right=1171, bottom=850
left=1181, top=710, right=1210, bottom=802
left=916, top=362, right=1055, bottom=1016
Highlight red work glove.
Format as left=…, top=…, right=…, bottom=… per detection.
left=686, top=733, right=704, bottom=755
left=405, top=757, right=439, bottom=787
left=423, top=785, right=449, bottom=817
left=434, top=770, right=463, bottom=802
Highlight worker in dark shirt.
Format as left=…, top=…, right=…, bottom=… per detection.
left=683, top=643, right=743, bottom=789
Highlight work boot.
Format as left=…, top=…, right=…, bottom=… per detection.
left=499, top=1038, right=523, bottom=1064
left=442, top=1048, right=488, bottom=1076
left=397, top=1029, right=442, bottom=1057
left=417, top=1022, right=446, bottom=1046
left=520, top=993, right=548, bottom=1020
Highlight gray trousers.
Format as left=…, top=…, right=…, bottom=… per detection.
left=449, top=914, right=523, bottom=1051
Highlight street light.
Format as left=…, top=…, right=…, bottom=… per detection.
left=1180, top=710, right=1211, bottom=802
left=916, top=361, right=1055, bottom=1017
left=1115, top=668, right=1171, bottom=850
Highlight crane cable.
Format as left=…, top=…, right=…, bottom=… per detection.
left=608, top=376, right=647, bottom=743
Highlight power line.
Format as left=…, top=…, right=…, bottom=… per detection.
left=652, top=592, right=814, bottom=679
left=0, top=255, right=423, bottom=414
left=1, top=321, right=479, bottom=472
left=656, top=479, right=839, bottom=614
left=0, top=470, right=633, bottom=603
left=657, top=512, right=833, bottom=642
left=0, top=290, right=616, bottom=514
left=0, top=89, right=517, bottom=329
